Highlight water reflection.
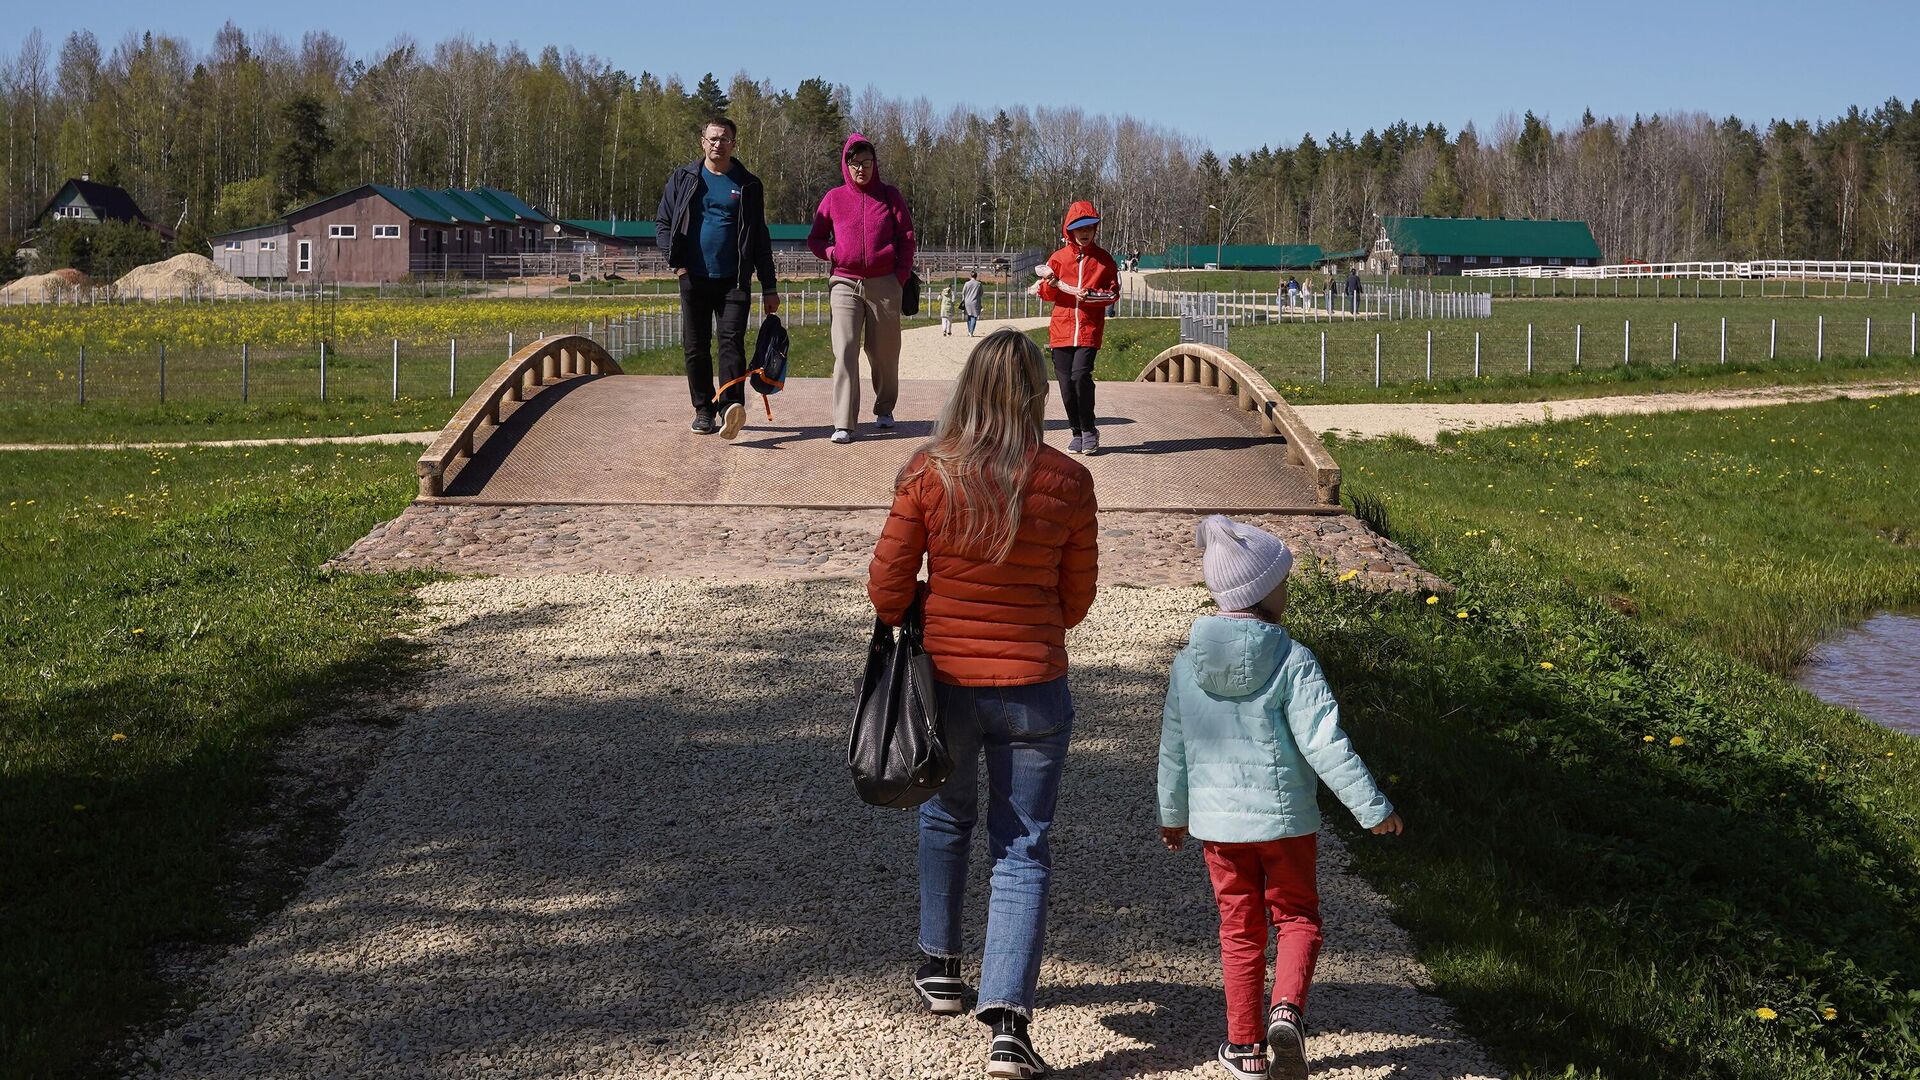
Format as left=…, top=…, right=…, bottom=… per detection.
left=1795, top=611, right=1920, bottom=735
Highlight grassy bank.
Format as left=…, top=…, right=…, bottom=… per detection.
left=1297, top=394, right=1920, bottom=1077
left=0, top=444, right=426, bottom=1077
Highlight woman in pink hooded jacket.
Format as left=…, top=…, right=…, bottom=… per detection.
left=808, top=134, right=917, bottom=443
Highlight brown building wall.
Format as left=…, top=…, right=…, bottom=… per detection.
left=287, top=193, right=417, bottom=284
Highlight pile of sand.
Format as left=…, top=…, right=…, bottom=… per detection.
left=113, top=253, right=265, bottom=300
left=0, top=268, right=90, bottom=303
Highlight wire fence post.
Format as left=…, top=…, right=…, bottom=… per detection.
left=1671, top=321, right=1678, bottom=363
left=1474, top=331, right=1481, bottom=377
left=1720, top=317, right=1726, bottom=364
left=449, top=338, right=458, bottom=397
left=1770, top=319, right=1777, bottom=360
left=319, top=340, right=328, bottom=402
left=1526, top=323, right=1533, bottom=373
left=1374, top=333, right=1381, bottom=387
left=1624, top=320, right=1631, bottom=366
left=159, top=344, right=166, bottom=403
left=242, top=342, right=250, bottom=402
left=77, top=346, right=85, bottom=405
left=392, top=339, right=400, bottom=401
left=1866, top=317, right=1872, bottom=357
left=1425, top=329, right=1432, bottom=380
left=1319, top=331, right=1326, bottom=384
left=1817, top=315, right=1824, bottom=361
left=1575, top=324, right=1583, bottom=368
left=508, top=331, right=515, bottom=357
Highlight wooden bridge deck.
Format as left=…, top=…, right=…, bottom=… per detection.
left=431, top=375, right=1333, bottom=514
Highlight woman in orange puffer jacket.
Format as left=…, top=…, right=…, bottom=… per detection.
left=1033, top=199, right=1120, bottom=455
left=867, top=328, right=1098, bottom=1077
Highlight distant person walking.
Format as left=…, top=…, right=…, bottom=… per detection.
left=940, top=283, right=955, bottom=335
left=1033, top=200, right=1120, bottom=454
left=654, top=116, right=780, bottom=440
left=808, top=133, right=916, bottom=444
left=962, top=270, right=983, bottom=336
left=1345, top=268, right=1361, bottom=313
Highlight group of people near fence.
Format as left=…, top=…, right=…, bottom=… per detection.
left=656, top=115, right=1116, bottom=451
left=657, top=112, right=1409, bottom=1080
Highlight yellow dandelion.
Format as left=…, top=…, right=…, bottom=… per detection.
left=1456, top=610, right=1470, bottom=619
left=1338, top=569, right=1360, bottom=583
left=110, top=733, right=128, bottom=742
left=1822, top=1007, right=1838, bottom=1021
left=1643, top=735, right=1655, bottom=743
left=1425, top=595, right=1439, bottom=605
left=1754, top=1007, right=1777, bottom=1021
left=132, top=628, right=145, bottom=635
left=1538, top=661, right=1555, bottom=671
left=1669, top=736, right=1687, bottom=747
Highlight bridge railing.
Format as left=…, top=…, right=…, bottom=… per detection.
left=1135, top=342, right=1341, bottom=506
left=416, top=334, right=621, bottom=498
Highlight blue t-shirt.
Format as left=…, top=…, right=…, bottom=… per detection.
left=696, top=164, right=744, bottom=280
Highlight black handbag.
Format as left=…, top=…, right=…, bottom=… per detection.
left=901, top=271, right=923, bottom=317
left=848, top=596, right=952, bottom=808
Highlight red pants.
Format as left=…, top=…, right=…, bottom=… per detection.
left=1202, top=834, right=1323, bottom=1044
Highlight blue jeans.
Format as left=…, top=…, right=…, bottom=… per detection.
left=918, top=676, right=1074, bottom=1018
left=966, top=313, right=979, bottom=335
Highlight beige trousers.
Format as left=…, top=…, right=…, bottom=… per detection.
left=828, top=273, right=902, bottom=430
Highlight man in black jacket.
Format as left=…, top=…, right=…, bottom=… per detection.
left=655, top=116, right=781, bottom=438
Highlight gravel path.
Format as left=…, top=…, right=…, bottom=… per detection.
left=132, top=576, right=1498, bottom=1079
left=898, top=316, right=1052, bottom=379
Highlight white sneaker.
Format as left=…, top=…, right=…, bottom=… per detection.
left=717, top=402, right=746, bottom=441
left=830, top=429, right=852, bottom=444
left=875, top=414, right=896, bottom=429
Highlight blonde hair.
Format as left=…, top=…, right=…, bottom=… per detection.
left=907, top=329, right=1050, bottom=561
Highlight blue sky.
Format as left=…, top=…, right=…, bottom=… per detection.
left=9, top=1, right=1918, bottom=152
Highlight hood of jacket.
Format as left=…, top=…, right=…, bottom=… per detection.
left=1060, top=199, right=1101, bottom=241
left=1185, top=616, right=1291, bottom=698
left=841, top=132, right=879, bottom=189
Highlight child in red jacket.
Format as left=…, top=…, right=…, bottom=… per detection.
left=1033, top=200, right=1120, bottom=454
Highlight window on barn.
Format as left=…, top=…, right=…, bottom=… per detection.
left=373, top=224, right=400, bottom=238
left=1520, top=257, right=1534, bottom=265
left=259, top=240, right=277, bottom=252
left=329, top=224, right=357, bottom=238
left=223, top=242, right=242, bottom=251
left=420, top=228, right=430, bottom=241
left=1549, top=257, right=1564, bottom=266
left=1437, top=255, right=1453, bottom=263
left=1490, top=257, right=1504, bottom=265
left=1463, top=256, right=1479, bottom=265
left=473, top=229, right=483, bottom=242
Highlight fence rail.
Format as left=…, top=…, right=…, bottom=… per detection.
left=1464, top=258, right=1920, bottom=284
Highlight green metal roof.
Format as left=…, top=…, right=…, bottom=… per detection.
left=1162, top=244, right=1324, bottom=269
left=563, top=219, right=657, bottom=241
left=286, top=184, right=552, bottom=227
left=1319, top=248, right=1366, bottom=262
left=1381, top=216, right=1601, bottom=259
left=477, top=187, right=550, bottom=222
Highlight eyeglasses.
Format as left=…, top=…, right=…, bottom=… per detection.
left=703, top=134, right=735, bottom=145
left=847, top=158, right=875, bottom=168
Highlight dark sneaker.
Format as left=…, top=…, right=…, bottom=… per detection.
left=689, top=408, right=716, bottom=435
left=912, top=955, right=967, bottom=1015
left=875, top=413, right=896, bottom=430
left=718, top=402, right=746, bottom=440
left=986, top=1012, right=1048, bottom=1079
left=1218, top=1041, right=1269, bottom=1079
left=1265, top=1003, right=1307, bottom=1080
left=1067, top=434, right=1085, bottom=454
left=1081, top=430, right=1100, bottom=455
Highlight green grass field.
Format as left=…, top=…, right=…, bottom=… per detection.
left=1306, top=394, right=1920, bottom=1077
left=0, top=444, right=426, bottom=1078
left=1146, top=268, right=1920, bottom=301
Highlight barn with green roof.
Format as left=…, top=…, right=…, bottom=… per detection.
left=1370, top=216, right=1602, bottom=276
left=281, top=184, right=558, bottom=282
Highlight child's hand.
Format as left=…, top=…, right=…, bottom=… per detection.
left=1370, top=812, right=1405, bottom=836
left=1159, top=825, right=1188, bottom=851
left=1034, top=263, right=1056, bottom=279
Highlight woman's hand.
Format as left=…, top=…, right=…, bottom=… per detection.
left=1370, top=812, right=1405, bottom=836
left=1159, top=825, right=1187, bottom=851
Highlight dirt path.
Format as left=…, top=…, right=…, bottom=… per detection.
left=133, top=576, right=1500, bottom=1079
left=1297, top=380, right=1920, bottom=443
left=897, top=315, right=1051, bottom=379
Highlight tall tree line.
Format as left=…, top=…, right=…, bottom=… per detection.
left=4, top=25, right=1920, bottom=269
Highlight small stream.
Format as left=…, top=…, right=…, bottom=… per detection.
left=1795, top=611, right=1920, bottom=736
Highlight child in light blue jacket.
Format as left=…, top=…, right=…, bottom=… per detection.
left=1158, top=515, right=1404, bottom=1080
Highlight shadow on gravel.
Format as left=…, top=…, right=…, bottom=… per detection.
left=134, top=581, right=1485, bottom=1078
